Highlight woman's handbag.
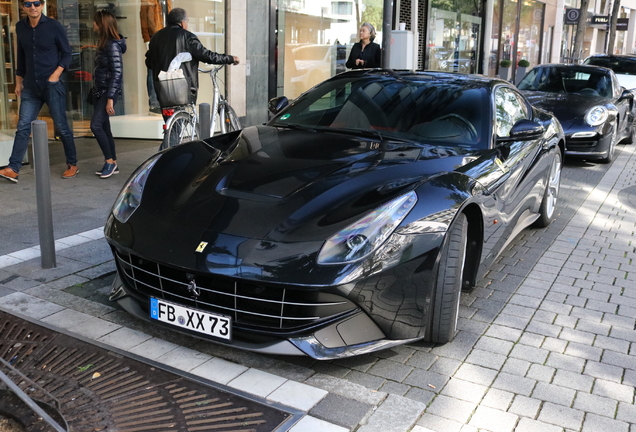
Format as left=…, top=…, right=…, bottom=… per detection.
left=155, top=76, right=190, bottom=106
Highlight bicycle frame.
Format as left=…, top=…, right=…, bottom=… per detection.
left=199, top=65, right=239, bottom=135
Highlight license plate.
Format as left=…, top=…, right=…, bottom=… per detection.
left=150, top=298, right=232, bottom=340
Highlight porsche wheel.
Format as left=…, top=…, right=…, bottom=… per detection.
left=621, top=124, right=635, bottom=144
left=600, top=125, right=617, bottom=164
left=430, top=212, right=468, bottom=344
left=533, top=150, right=562, bottom=228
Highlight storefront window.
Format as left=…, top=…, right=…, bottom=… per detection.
left=426, top=0, right=482, bottom=74
left=276, top=0, right=384, bottom=100
left=0, top=0, right=227, bottom=149
left=491, top=0, right=544, bottom=81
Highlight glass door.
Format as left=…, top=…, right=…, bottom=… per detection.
left=426, top=0, right=482, bottom=74
left=0, top=2, right=18, bottom=165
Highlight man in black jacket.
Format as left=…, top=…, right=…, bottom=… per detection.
left=145, top=7, right=239, bottom=108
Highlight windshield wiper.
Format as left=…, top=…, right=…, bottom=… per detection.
left=330, top=127, right=384, bottom=141
left=271, top=122, right=321, bottom=132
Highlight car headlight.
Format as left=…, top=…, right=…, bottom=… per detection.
left=585, top=106, right=609, bottom=126
left=318, top=191, right=417, bottom=265
left=112, top=154, right=161, bottom=223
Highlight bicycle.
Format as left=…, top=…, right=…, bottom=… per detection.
left=160, top=64, right=241, bottom=150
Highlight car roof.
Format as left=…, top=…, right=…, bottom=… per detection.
left=532, top=63, right=614, bottom=75
left=585, top=54, right=636, bottom=61
left=338, top=69, right=509, bottom=89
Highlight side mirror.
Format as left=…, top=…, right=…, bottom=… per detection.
left=498, top=119, right=545, bottom=142
left=620, top=88, right=634, bottom=101
left=268, top=96, right=289, bottom=115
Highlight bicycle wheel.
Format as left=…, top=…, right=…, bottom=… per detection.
left=164, top=111, right=198, bottom=149
left=220, top=103, right=241, bottom=133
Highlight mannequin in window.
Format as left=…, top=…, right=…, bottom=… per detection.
left=140, top=0, right=171, bottom=114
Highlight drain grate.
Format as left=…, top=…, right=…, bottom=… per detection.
left=0, top=311, right=292, bottom=432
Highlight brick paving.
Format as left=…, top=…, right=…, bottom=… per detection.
left=1, top=137, right=635, bottom=431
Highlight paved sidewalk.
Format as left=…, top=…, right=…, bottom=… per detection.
left=1, top=136, right=636, bottom=431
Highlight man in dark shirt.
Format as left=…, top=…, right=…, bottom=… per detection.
left=0, top=0, right=79, bottom=183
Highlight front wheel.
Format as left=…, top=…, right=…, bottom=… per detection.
left=621, top=124, right=635, bottom=144
left=430, top=213, right=468, bottom=344
left=600, top=125, right=617, bottom=164
left=163, top=111, right=197, bottom=150
left=220, top=103, right=241, bottom=133
left=533, top=150, right=562, bottom=228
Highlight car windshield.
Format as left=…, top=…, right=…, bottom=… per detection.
left=518, top=67, right=612, bottom=98
left=585, top=57, right=636, bottom=75
left=268, top=74, right=490, bottom=149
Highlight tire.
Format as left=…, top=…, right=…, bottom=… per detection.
left=220, top=103, right=241, bottom=133
left=600, top=125, right=617, bottom=164
left=621, top=124, right=634, bottom=144
left=533, top=150, right=562, bottom=228
left=430, top=212, right=468, bottom=344
left=163, top=111, right=197, bottom=150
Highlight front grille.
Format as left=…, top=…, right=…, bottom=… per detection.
left=114, top=249, right=356, bottom=332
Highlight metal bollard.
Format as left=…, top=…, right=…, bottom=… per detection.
left=199, top=103, right=211, bottom=140
left=32, top=120, right=56, bottom=269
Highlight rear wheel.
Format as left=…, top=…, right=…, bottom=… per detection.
left=430, top=213, right=468, bottom=344
left=533, top=150, right=562, bottom=228
left=163, top=111, right=197, bottom=150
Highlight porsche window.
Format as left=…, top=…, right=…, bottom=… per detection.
left=269, top=75, right=491, bottom=149
left=518, top=66, right=612, bottom=98
left=495, top=87, right=528, bottom=137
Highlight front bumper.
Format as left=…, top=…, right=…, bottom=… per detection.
left=110, top=273, right=420, bottom=359
left=564, top=128, right=611, bottom=159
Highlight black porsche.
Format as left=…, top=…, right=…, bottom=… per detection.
left=105, top=70, right=564, bottom=359
left=517, top=63, right=634, bottom=163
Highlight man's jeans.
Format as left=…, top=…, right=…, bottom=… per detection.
left=147, top=68, right=159, bottom=109
left=9, top=81, right=77, bottom=173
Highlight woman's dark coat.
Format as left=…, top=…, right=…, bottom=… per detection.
left=94, top=36, right=127, bottom=101
left=346, top=41, right=382, bottom=69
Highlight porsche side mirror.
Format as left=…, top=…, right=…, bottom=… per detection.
left=497, top=119, right=544, bottom=142
left=620, top=88, right=634, bottom=101
left=268, top=96, right=289, bottom=115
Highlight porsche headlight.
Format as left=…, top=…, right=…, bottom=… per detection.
left=585, top=106, right=608, bottom=126
left=318, top=191, right=417, bottom=265
left=112, top=154, right=161, bottom=223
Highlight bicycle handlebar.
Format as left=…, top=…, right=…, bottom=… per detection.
left=198, top=64, right=225, bottom=74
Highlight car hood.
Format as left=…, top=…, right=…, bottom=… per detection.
left=522, top=91, right=608, bottom=123
left=139, top=125, right=474, bottom=243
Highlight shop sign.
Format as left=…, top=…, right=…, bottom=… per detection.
left=590, top=15, right=609, bottom=25
left=617, top=18, right=629, bottom=31
left=564, top=8, right=580, bottom=25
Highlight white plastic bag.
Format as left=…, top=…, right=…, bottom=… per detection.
left=158, top=52, right=192, bottom=80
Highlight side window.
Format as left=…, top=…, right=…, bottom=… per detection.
left=613, top=74, right=622, bottom=97
left=495, top=87, right=529, bottom=137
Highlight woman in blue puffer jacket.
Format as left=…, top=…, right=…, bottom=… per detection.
left=91, top=10, right=126, bottom=178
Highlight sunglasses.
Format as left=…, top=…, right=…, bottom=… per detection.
left=23, top=1, right=43, bottom=7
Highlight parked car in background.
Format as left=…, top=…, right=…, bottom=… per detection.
left=583, top=54, right=636, bottom=89
left=106, top=70, right=564, bottom=359
left=517, top=64, right=635, bottom=163
left=289, top=44, right=346, bottom=95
